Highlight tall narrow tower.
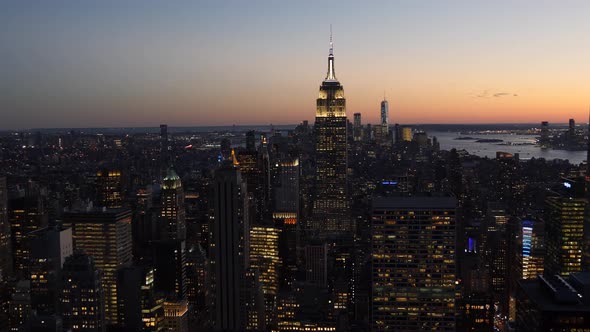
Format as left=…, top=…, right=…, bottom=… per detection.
left=160, top=168, right=186, bottom=240
left=211, top=162, right=250, bottom=330
left=313, top=30, right=350, bottom=236
left=380, top=97, right=389, bottom=126
left=377, top=97, right=389, bottom=142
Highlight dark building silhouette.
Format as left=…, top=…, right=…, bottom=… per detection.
left=153, top=240, right=187, bottom=300
left=29, top=226, right=73, bottom=316
left=516, top=273, right=590, bottom=331
left=60, top=252, right=105, bottom=332
left=9, top=180, right=48, bottom=277
left=211, top=162, right=249, bottom=330
left=9, top=280, right=31, bottom=332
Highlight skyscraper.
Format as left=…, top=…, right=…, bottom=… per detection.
left=9, top=180, right=48, bottom=277
left=353, top=113, right=362, bottom=142
left=274, top=158, right=300, bottom=215
left=371, top=195, right=457, bottom=331
left=482, top=202, right=510, bottom=315
left=249, top=225, right=281, bottom=324
left=60, top=252, right=105, bottom=332
left=375, top=98, right=389, bottom=142
left=131, top=186, right=155, bottom=260
left=140, top=268, right=165, bottom=331
left=380, top=98, right=389, bottom=126
left=64, top=208, right=132, bottom=325
left=517, top=219, right=544, bottom=280
left=305, top=243, right=328, bottom=288
left=153, top=239, right=187, bottom=300
left=544, top=179, right=585, bottom=277
left=211, top=162, right=249, bottom=330
left=29, top=226, right=73, bottom=316
left=272, top=158, right=300, bottom=287
left=313, top=32, right=349, bottom=236
left=95, top=168, right=123, bottom=208
left=160, top=168, right=186, bottom=240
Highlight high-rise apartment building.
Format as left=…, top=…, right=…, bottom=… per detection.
left=64, top=208, right=132, bottom=325
left=313, top=33, right=349, bottom=236
left=371, top=195, right=457, bottom=331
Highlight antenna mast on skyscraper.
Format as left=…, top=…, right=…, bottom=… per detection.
left=329, top=24, right=333, bottom=55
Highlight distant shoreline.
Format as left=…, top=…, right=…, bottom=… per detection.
left=0, top=123, right=577, bottom=134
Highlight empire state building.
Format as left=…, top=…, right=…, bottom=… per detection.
left=313, top=34, right=350, bottom=236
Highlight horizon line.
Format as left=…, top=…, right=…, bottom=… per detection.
left=0, top=122, right=580, bottom=133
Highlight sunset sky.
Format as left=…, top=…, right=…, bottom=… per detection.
left=2, top=1, right=590, bottom=129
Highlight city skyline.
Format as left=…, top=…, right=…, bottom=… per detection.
left=3, top=1, right=590, bottom=129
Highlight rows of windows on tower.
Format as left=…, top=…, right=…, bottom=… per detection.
left=2, top=40, right=590, bottom=332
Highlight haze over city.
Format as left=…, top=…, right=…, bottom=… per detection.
left=3, top=0, right=590, bottom=129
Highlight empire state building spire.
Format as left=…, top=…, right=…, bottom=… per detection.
left=325, top=26, right=337, bottom=82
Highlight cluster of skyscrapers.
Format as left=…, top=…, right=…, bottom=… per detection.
left=3, top=36, right=590, bottom=332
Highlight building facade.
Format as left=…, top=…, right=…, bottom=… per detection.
left=371, top=195, right=457, bottom=331
left=64, top=208, right=132, bottom=325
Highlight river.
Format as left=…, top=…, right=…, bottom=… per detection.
left=431, top=131, right=587, bottom=164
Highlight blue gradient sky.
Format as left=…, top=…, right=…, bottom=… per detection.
left=2, top=1, right=590, bottom=129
